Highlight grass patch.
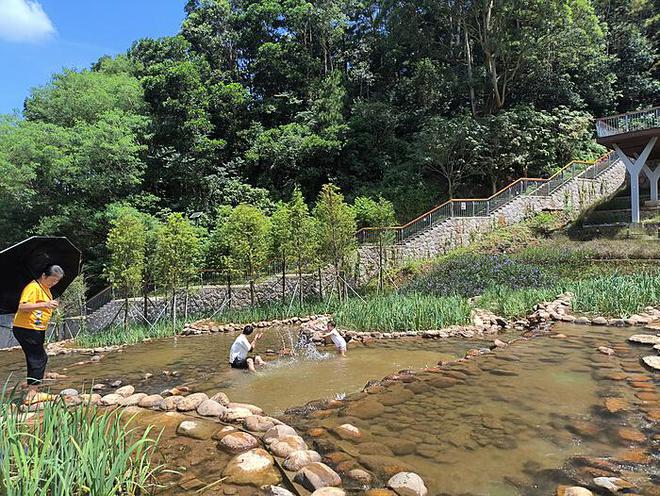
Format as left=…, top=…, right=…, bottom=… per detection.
left=478, top=287, right=559, bottom=318
left=75, top=320, right=182, bottom=348
left=334, top=293, right=471, bottom=332
left=0, top=386, right=162, bottom=495
left=569, top=273, right=660, bottom=317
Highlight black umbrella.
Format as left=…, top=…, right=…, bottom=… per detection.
left=0, top=236, right=82, bottom=315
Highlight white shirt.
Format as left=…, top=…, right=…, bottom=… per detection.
left=329, top=329, right=347, bottom=350
left=229, top=334, right=251, bottom=363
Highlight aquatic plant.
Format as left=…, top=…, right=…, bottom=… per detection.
left=0, top=385, right=163, bottom=495
left=75, top=319, right=178, bottom=348
left=334, top=293, right=472, bottom=332
left=402, top=253, right=554, bottom=298
left=569, top=273, right=660, bottom=317
left=478, top=286, right=560, bottom=318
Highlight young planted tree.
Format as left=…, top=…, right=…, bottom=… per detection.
left=153, top=213, right=201, bottom=330
left=105, top=211, right=147, bottom=330
left=353, top=196, right=397, bottom=291
left=270, top=202, right=292, bottom=303
left=288, top=187, right=318, bottom=304
left=314, top=183, right=357, bottom=300
left=207, top=206, right=238, bottom=307
left=222, top=204, right=270, bottom=306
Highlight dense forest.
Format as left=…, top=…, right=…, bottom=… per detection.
left=0, top=0, right=658, bottom=281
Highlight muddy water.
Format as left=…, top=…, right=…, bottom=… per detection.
left=284, top=324, right=659, bottom=495
left=0, top=327, right=479, bottom=413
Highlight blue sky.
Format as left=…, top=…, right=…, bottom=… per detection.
left=0, top=0, right=186, bottom=114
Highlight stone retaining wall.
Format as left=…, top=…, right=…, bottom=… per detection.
left=358, top=160, right=626, bottom=282
left=81, top=272, right=335, bottom=335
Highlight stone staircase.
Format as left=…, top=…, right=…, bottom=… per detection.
left=358, top=153, right=627, bottom=269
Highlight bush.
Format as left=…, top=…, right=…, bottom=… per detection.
left=402, top=253, right=555, bottom=298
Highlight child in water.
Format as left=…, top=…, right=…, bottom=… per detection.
left=321, top=320, right=348, bottom=356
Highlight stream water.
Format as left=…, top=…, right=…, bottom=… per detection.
left=0, top=323, right=656, bottom=495
left=0, top=326, right=479, bottom=413
left=283, top=323, right=659, bottom=495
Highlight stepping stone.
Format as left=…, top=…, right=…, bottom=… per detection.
left=628, top=334, right=660, bottom=345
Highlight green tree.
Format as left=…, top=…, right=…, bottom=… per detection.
left=105, top=211, right=147, bottom=329
left=207, top=206, right=239, bottom=307
left=222, top=205, right=270, bottom=305
left=287, top=187, right=318, bottom=304
left=153, top=213, right=202, bottom=329
left=270, top=201, right=292, bottom=303
left=314, top=183, right=357, bottom=300
left=353, top=196, right=397, bottom=291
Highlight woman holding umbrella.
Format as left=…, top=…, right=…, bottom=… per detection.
left=12, top=265, right=64, bottom=403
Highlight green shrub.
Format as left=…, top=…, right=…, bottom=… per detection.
left=569, top=273, right=660, bottom=317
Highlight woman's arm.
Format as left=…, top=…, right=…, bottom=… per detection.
left=18, top=301, right=58, bottom=311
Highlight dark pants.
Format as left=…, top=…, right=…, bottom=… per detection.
left=12, top=326, right=48, bottom=385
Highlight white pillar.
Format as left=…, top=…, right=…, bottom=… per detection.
left=614, top=137, right=657, bottom=223
left=642, top=163, right=660, bottom=202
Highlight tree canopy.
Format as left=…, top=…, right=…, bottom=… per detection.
left=0, top=0, right=657, bottom=285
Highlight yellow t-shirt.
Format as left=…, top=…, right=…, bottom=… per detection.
left=13, top=281, right=54, bottom=331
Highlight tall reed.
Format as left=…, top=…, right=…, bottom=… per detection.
left=0, top=384, right=163, bottom=495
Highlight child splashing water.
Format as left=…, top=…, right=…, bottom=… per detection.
left=321, top=320, right=348, bottom=357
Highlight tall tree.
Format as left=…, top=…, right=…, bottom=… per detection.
left=314, top=183, right=357, bottom=299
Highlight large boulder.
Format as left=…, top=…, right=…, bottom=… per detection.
left=294, top=463, right=342, bottom=491
left=176, top=393, right=209, bottom=412
left=158, top=396, right=183, bottom=411
left=176, top=420, right=216, bottom=440
left=628, top=334, right=660, bottom=345
left=311, top=489, right=345, bottom=496
left=223, top=407, right=254, bottom=422
left=270, top=435, right=307, bottom=458
left=197, top=399, right=227, bottom=417
left=387, top=472, right=428, bottom=496
left=138, top=394, right=163, bottom=409
left=115, top=385, right=135, bottom=398
left=223, top=448, right=281, bottom=486
left=244, top=415, right=278, bottom=432
left=218, top=432, right=260, bottom=453
left=120, top=393, right=147, bottom=407
left=227, top=402, right=263, bottom=415
left=283, top=450, right=322, bottom=471
left=210, top=391, right=230, bottom=406
left=263, top=424, right=297, bottom=444
left=100, top=393, right=123, bottom=406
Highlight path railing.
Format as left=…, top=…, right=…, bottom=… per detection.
left=595, top=106, right=660, bottom=138
left=357, top=152, right=616, bottom=245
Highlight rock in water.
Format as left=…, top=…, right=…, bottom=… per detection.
left=244, top=415, right=277, bottom=432
left=592, top=477, right=634, bottom=493
left=311, top=489, right=346, bottom=496
left=176, top=420, right=215, bottom=440
left=223, top=448, right=281, bottom=486
left=176, top=393, right=209, bottom=412
left=558, top=487, right=594, bottom=496
left=628, top=334, right=660, bottom=345
left=270, top=435, right=307, bottom=458
left=100, top=393, right=123, bottom=406
left=387, top=472, right=428, bottom=496
left=115, top=385, right=135, bottom=397
left=283, top=450, right=322, bottom=471
left=210, top=391, right=230, bottom=406
left=641, top=355, right=660, bottom=371
left=294, top=463, right=341, bottom=491
left=197, top=399, right=226, bottom=417
left=138, top=394, right=163, bottom=409
left=263, top=424, right=297, bottom=443
left=60, top=388, right=79, bottom=397
left=120, top=393, right=147, bottom=406
left=218, top=432, right=260, bottom=453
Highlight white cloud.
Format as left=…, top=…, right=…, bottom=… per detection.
left=0, top=0, right=55, bottom=43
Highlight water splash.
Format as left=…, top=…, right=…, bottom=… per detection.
left=277, top=327, right=330, bottom=361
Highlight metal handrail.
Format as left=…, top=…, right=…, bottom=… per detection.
left=595, top=106, right=660, bottom=138
left=357, top=152, right=617, bottom=245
